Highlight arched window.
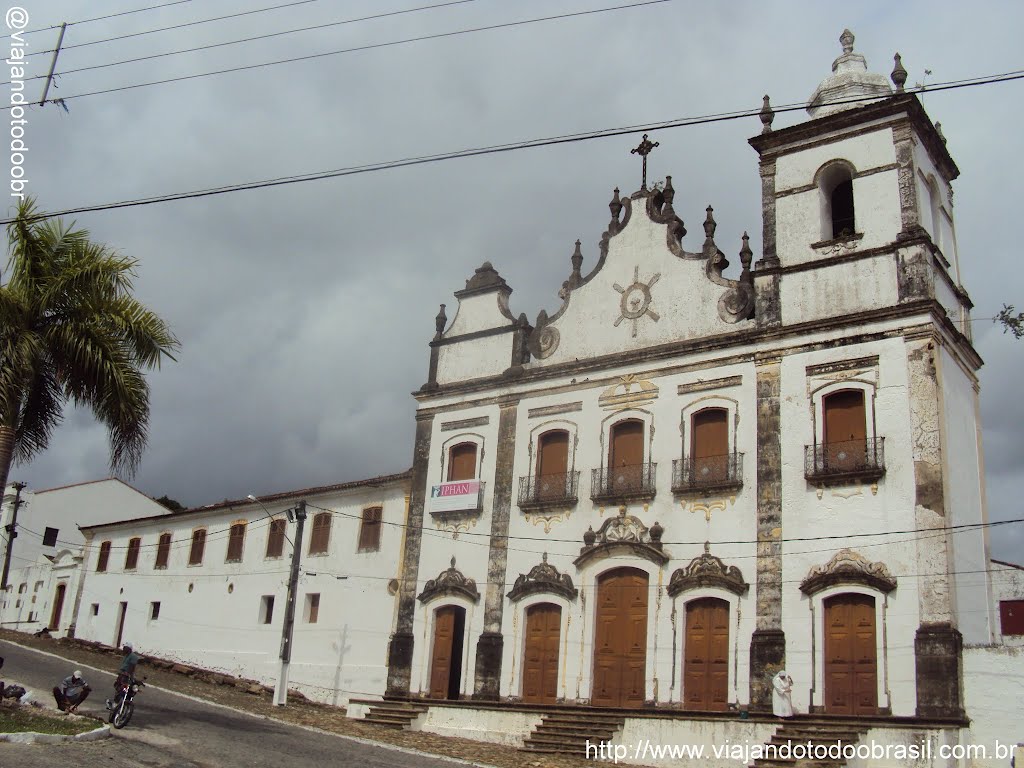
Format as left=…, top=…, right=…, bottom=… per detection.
left=536, top=430, right=570, bottom=500
left=447, top=442, right=477, bottom=482
left=96, top=541, right=112, bottom=572
left=155, top=533, right=171, bottom=569
left=124, top=538, right=141, bottom=570
left=188, top=528, right=207, bottom=565
left=226, top=522, right=246, bottom=562
left=609, top=419, right=645, bottom=492
left=823, top=389, right=866, bottom=471
left=926, top=176, right=943, bottom=251
left=818, top=163, right=856, bottom=240
left=691, top=408, right=729, bottom=483
left=265, top=519, right=286, bottom=558
left=309, top=512, right=332, bottom=555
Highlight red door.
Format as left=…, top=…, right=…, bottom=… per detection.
left=522, top=603, right=561, bottom=704
left=683, top=598, right=729, bottom=710
left=592, top=568, right=648, bottom=707
left=824, top=594, right=878, bottom=715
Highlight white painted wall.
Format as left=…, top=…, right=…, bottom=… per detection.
left=73, top=477, right=409, bottom=705
left=962, top=645, right=1024, bottom=767
left=990, top=560, right=1024, bottom=645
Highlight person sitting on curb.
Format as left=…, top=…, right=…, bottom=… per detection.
left=53, top=670, right=91, bottom=713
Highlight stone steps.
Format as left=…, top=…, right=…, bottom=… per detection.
left=520, top=712, right=625, bottom=755
left=362, top=701, right=428, bottom=730
left=752, top=720, right=870, bottom=768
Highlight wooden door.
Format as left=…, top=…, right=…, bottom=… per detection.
left=683, top=598, right=729, bottom=711
left=115, top=601, right=128, bottom=648
left=592, top=568, right=648, bottom=707
left=824, top=594, right=877, bottom=715
left=522, top=603, right=561, bottom=704
left=692, top=409, right=729, bottom=483
left=429, top=605, right=464, bottom=699
left=537, top=431, right=569, bottom=500
left=447, top=443, right=477, bottom=482
left=823, top=390, right=866, bottom=472
left=48, top=583, right=66, bottom=631
left=609, top=420, right=644, bottom=493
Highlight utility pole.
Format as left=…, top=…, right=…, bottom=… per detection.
left=274, top=500, right=306, bottom=706
left=1, top=482, right=26, bottom=591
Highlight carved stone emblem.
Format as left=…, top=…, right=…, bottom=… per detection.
left=575, top=508, right=668, bottom=568
left=507, top=553, right=578, bottom=602
left=667, top=542, right=748, bottom=597
left=417, top=556, right=480, bottom=604
left=799, top=548, right=897, bottom=596
left=613, top=266, right=660, bottom=337
left=598, top=374, right=659, bottom=410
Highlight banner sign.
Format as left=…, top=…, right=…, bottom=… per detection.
left=428, top=480, right=481, bottom=513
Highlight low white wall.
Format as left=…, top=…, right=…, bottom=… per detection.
left=417, top=707, right=541, bottom=747
left=845, top=727, right=960, bottom=768
left=963, top=645, right=1024, bottom=767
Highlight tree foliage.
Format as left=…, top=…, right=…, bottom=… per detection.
left=0, top=197, right=179, bottom=493
left=994, top=304, right=1024, bottom=340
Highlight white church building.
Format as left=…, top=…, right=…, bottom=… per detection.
left=367, top=29, right=1020, bottom=765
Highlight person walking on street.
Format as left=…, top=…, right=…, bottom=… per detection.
left=53, top=670, right=91, bottom=713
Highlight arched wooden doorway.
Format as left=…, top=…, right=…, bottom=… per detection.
left=683, top=597, right=729, bottom=711
left=592, top=568, right=648, bottom=707
left=429, top=605, right=466, bottom=700
left=522, top=603, right=561, bottom=704
left=48, top=582, right=67, bottom=631
left=824, top=593, right=877, bottom=715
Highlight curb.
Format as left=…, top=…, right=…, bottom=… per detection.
left=0, top=723, right=111, bottom=744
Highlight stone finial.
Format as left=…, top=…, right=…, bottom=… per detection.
left=759, top=95, right=775, bottom=134
left=935, top=121, right=947, bottom=145
left=703, top=205, right=717, bottom=242
left=609, top=187, right=622, bottom=223
left=663, top=175, right=675, bottom=206
left=704, top=540, right=711, bottom=555
left=450, top=556, right=456, bottom=568
left=583, top=526, right=596, bottom=547
left=434, top=303, right=447, bottom=338
left=840, top=28, right=855, bottom=54
left=739, top=232, right=753, bottom=274
left=649, top=521, right=664, bottom=545
left=571, top=239, right=583, bottom=274
left=891, top=53, right=908, bottom=92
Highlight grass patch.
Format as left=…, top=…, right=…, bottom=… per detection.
left=0, top=703, right=100, bottom=736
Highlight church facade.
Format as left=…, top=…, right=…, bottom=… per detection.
left=384, top=30, right=993, bottom=724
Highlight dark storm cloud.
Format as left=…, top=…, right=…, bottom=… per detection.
left=11, top=1, right=1024, bottom=562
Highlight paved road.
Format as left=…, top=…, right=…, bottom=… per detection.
left=0, top=640, right=468, bottom=768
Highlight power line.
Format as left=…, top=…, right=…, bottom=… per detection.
left=24, top=0, right=323, bottom=56
left=21, top=0, right=672, bottom=98
left=10, top=0, right=481, bottom=83
left=4, top=71, right=1021, bottom=225
left=0, top=0, right=194, bottom=39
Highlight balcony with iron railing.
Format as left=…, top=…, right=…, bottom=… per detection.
left=805, top=437, right=885, bottom=484
left=671, top=453, right=744, bottom=495
left=591, top=463, right=657, bottom=504
left=517, top=471, right=580, bottom=511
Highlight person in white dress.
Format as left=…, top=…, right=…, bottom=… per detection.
left=771, top=670, right=794, bottom=717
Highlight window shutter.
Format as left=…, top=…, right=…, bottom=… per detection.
left=125, top=538, right=141, bottom=570
left=155, top=533, right=171, bottom=569
left=189, top=529, right=206, bottom=565
left=359, top=507, right=382, bottom=552
left=266, top=520, right=286, bottom=558
left=96, top=541, right=111, bottom=572
left=226, top=523, right=245, bottom=562
left=309, top=513, right=331, bottom=555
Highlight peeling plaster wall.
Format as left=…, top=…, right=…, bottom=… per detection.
left=938, top=346, right=991, bottom=644
left=779, top=254, right=899, bottom=323
left=435, top=333, right=515, bottom=384
left=962, top=645, right=1024, bottom=767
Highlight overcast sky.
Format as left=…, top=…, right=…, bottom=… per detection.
left=5, top=0, right=1022, bottom=562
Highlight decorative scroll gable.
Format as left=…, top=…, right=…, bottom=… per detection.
left=417, top=557, right=480, bottom=604
left=667, top=542, right=748, bottom=597
left=507, top=553, right=578, bottom=602
left=574, top=508, right=667, bottom=568
left=799, top=548, right=897, bottom=595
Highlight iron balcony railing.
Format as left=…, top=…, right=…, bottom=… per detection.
left=805, top=437, right=885, bottom=482
left=671, top=453, right=744, bottom=493
left=517, top=471, right=580, bottom=509
left=591, top=462, right=657, bottom=503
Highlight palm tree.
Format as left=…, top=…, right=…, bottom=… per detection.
left=0, top=197, right=179, bottom=495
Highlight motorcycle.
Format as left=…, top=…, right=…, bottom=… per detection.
left=108, top=677, right=145, bottom=729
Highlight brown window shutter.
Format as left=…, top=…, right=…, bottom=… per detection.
left=189, top=529, right=206, bottom=565
left=124, top=538, right=141, bottom=570
left=359, top=507, right=382, bottom=551
left=266, top=520, right=285, bottom=558
left=537, top=431, right=569, bottom=477
left=447, top=443, right=477, bottom=481
left=97, top=541, right=111, bottom=572
left=308, top=593, right=320, bottom=624
left=226, top=523, right=245, bottom=562
left=155, top=533, right=171, bottom=569
left=309, top=513, right=331, bottom=555
left=610, top=420, right=644, bottom=467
